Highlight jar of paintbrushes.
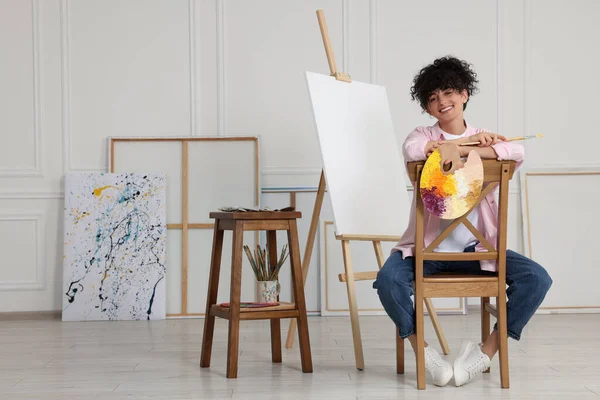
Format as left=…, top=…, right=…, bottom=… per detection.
left=243, top=244, right=289, bottom=304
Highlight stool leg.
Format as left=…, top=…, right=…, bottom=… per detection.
left=481, top=297, right=491, bottom=373
left=227, top=221, right=244, bottom=379
left=287, top=220, right=313, bottom=373
left=267, top=230, right=282, bottom=363
left=270, top=319, right=282, bottom=363
left=200, top=222, right=224, bottom=368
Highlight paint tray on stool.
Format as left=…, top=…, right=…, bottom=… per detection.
left=218, top=206, right=295, bottom=212
left=62, top=172, right=167, bottom=321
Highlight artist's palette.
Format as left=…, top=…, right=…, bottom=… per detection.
left=420, top=149, right=484, bottom=219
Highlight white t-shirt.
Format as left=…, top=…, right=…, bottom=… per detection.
left=433, top=129, right=478, bottom=253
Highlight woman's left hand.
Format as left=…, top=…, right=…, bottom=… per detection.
left=467, top=131, right=507, bottom=147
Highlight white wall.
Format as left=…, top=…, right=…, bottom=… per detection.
left=1, top=0, right=598, bottom=312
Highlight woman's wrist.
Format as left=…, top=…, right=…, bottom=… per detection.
left=442, top=136, right=469, bottom=145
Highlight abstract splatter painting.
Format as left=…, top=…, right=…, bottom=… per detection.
left=420, top=149, right=483, bottom=219
left=62, top=173, right=167, bottom=321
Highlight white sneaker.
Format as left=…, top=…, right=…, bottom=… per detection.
left=453, top=341, right=491, bottom=387
left=424, top=346, right=453, bottom=386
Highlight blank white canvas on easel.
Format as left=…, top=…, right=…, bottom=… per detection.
left=305, top=71, right=410, bottom=237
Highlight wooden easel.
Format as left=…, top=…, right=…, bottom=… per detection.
left=285, top=9, right=450, bottom=370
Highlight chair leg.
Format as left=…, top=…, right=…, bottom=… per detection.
left=200, top=224, right=224, bottom=368
left=288, top=220, right=313, bottom=373
left=424, top=298, right=450, bottom=355
left=341, top=240, right=365, bottom=371
left=415, top=296, right=426, bottom=389
left=497, top=164, right=510, bottom=388
left=481, top=297, right=491, bottom=373
left=497, top=294, right=510, bottom=388
left=226, top=221, right=244, bottom=379
left=396, top=330, right=404, bottom=374
left=413, top=164, right=428, bottom=389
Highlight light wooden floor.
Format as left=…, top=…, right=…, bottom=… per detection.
left=0, top=311, right=598, bottom=399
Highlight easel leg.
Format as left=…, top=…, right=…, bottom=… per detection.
left=200, top=223, right=224, bottom=368
left=286, top=171, right=326, bottom=349
left=372, top=241, right=385, bottom=269
left=341, top=240, right=365, bottom=371
left=424, top=298, right=450, bottom=355
left=288, top=220, right=313, bottom=373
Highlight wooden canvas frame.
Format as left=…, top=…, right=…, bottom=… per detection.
left=109, top=136, right=260, bottom=318
left=521, top=168, right=600, bottom=312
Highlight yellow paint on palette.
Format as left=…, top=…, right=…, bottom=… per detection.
left=420, top=149, right=483, bottom=219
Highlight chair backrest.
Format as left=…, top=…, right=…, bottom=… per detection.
left=406, top=160, right=517, bottom=282
left=406, top=160, right=516, bottom=183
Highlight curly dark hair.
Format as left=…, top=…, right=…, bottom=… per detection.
left=410, top=56, right=479, bottom=112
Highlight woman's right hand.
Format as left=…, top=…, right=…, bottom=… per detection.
left=425, top=140, right=442, bottom=157
left=438, top=142, right=464, bottom=174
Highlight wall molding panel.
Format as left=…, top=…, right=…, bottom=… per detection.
left=0, top=211, right=46, bottom=291
left=0, top=0, right=43, bottom=177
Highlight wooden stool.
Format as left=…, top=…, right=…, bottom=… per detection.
left=200, top=211, right=313, bottom=378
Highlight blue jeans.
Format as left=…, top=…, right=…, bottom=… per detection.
left=373, top=245, right=552, bottom=341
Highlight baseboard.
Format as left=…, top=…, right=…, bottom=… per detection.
left=0, top=310, right=60, bottom=321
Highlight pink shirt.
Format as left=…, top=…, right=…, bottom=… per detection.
left=392, top=121, right=524, bottom=271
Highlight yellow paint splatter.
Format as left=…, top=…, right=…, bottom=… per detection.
left=93, top=185, right=117, bottom=196
left=70, top=208, right=89, bottom=224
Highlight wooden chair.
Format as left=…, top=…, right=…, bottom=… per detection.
left=200, top=211, right=312, bottom=378
left=402, top=159, right=516, bottom=390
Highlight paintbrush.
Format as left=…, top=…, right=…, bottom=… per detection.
left=460, top=133, right=542, bottom=146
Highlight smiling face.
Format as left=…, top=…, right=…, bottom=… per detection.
left=425, top=88, right=468, bottom=123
